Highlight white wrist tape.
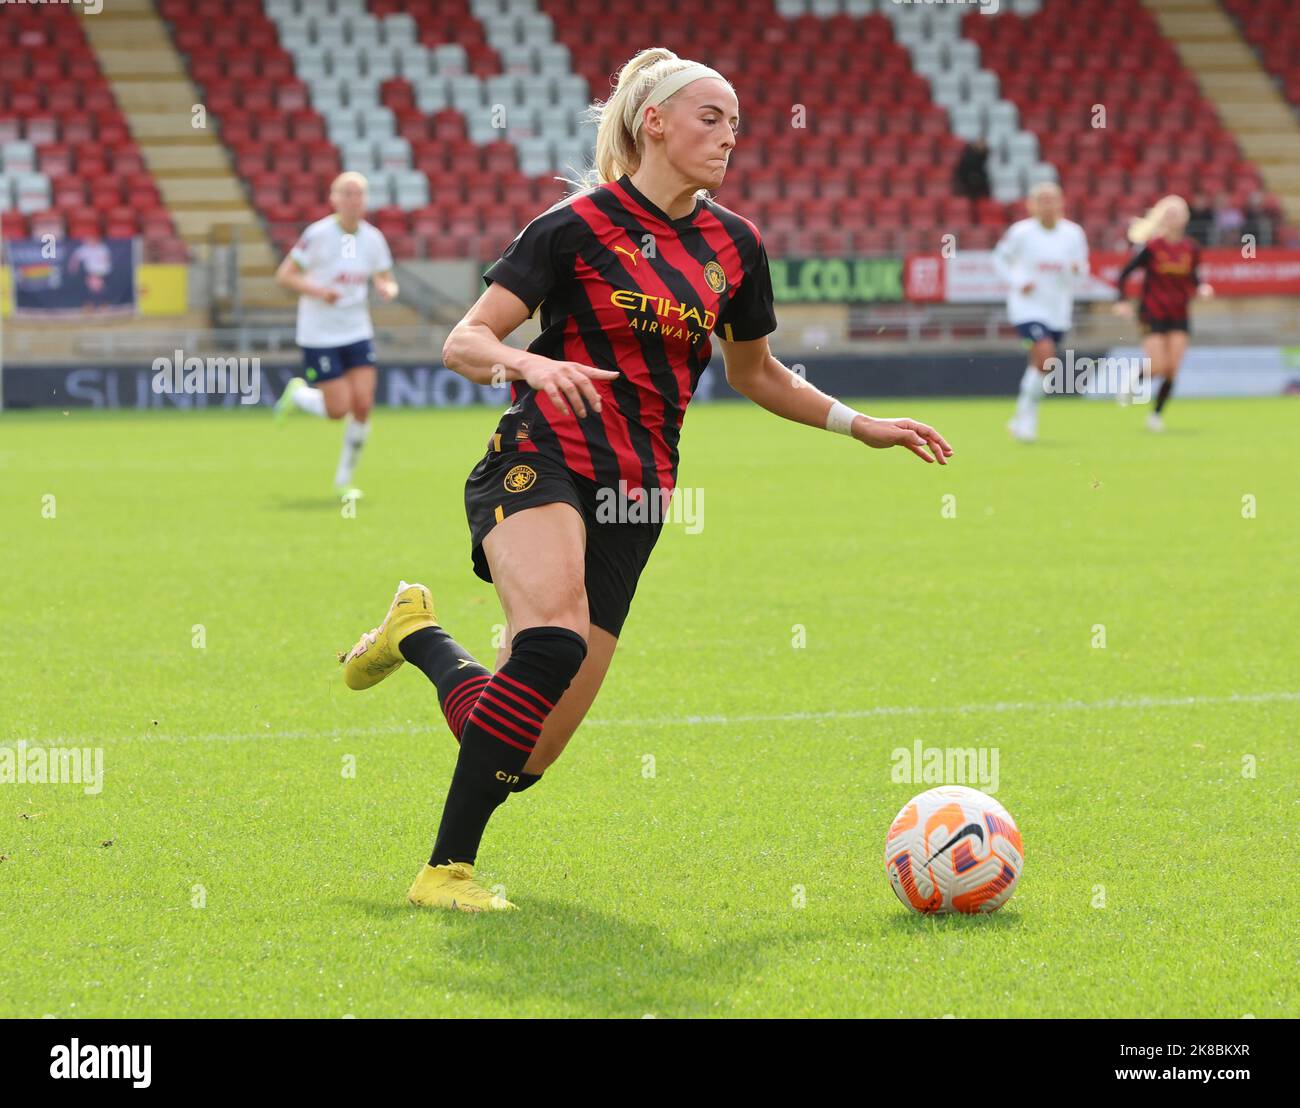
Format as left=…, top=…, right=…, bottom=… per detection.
left=826, top=400, right=862, bottom=436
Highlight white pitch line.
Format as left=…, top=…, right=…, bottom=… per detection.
left=11, top=690, right=1299, bottom=747
left=610, top=690, right=1300, bottom=729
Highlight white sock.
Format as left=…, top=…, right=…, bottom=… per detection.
left=1015, top=365, right=1043, bottom=427
left=334, top=415, right=370, bottom=487
left=293, top=384, right=327, bottom=417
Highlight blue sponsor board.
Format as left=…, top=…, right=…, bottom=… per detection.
left=0, top=355, right=1035, bottom=410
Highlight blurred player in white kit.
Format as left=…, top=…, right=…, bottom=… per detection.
left=993, top=182, right=1090, bottom=443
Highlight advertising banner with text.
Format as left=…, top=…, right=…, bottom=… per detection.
left=904, top=248, right=1300, bottom=302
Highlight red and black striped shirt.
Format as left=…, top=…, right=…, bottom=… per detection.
left=480, top=173, right=777, bottom=497
left=1116, top=236, right=1201, bottom=323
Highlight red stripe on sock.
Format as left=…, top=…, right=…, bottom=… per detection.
left=495, top=670, right=556, bottom=713
left=470, top=699, right=541, bottom=744
left=442, top=675, right=491, bottom=740
left=443, top=675, right=489, bottom=718
left=477, top=684, right=546, bottom=727
left=476, top=690, right=548, bottom=735
left=464, top=710, right=535, bottom=752
left=449, top=702, right=474, bottom=737
left=448, top=703, right=480, bottom=737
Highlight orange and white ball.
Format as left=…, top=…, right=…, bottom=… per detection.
left=884, top=786, right=1024, bottom=914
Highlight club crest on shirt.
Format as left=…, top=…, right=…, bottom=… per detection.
left=504, top=464, right=537, bottom=493
left=703, top=260, right=727, bottom=294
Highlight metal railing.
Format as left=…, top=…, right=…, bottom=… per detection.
left=389, top=261, right=466, bottom=326
left=205, top=223, right=244, bottom=329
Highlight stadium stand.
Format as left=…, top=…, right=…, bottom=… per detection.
left=965, top=0, right=1286, bottom=250
left=550, top=0, right=987, bottom=254
left=1222, top=0, right=1300, bottom=110
left=158, top=0, right=340, bottom=259
left=159, top=0, right=586, bottom=263
left=1152, top=0, right=1298, bottom=248
left=875, top=0, right=1055, bottom=206
left=0, top=0, right=1294, bottom=338
left=0, top=2, right=184, bottom=259
left=149, top=0, right=1293, bottom=272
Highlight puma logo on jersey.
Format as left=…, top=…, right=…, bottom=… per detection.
left=456, top=658, right=475, bottom=669
left=614, top=245, right=640, bottom=267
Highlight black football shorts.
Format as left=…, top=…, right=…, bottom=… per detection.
left=464, top=447, right=663, bottom=639
left=1139, top=310, right=1190, bottom=335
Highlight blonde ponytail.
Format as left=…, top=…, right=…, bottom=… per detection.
left=559, top=47, right=731, bottom=193
left=1128, top=194, right=1189, bottom=245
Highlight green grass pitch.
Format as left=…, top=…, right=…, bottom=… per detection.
left=1, top=395, right=1296, bottom=1018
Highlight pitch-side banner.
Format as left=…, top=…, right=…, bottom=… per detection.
left=5, top=237, right=138, bottom=317
left=904, top=248, right=1300, bottom=302
left=769, top=257, right=904, bottom=303
left=0, top=353, right=1034, bottom=410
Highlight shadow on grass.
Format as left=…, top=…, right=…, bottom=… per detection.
left=332, top=892, right=865, bottom=1017
left=330, top=888, right=1026, bottom=1016
left=881, top=907, right=1025, bottom=933
left=428, top=896, right=821, bottom=1017
left=332, top=897, right=413, bottom=921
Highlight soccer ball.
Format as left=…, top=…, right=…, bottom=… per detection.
left=884, top=785, right=1024, bottom=914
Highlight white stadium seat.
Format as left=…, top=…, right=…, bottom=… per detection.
left=1, top=141, right=36, bottom=175
left=14, top=172, right=51, bottom=214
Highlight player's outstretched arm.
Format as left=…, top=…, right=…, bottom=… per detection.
left=1112, top=246, right=1152, bottom=317
left=719, top=335, right=953, bottom=464
left=443, top=282, right=619, bottom=417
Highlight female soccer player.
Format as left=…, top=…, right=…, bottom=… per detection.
left=273, top=171, right=399, bottom=499
left=992, top=182, right=1090, bottom=443
left=338, top=48, right=953, bottom=912
left=1113, top=195, right=1214, bottom=431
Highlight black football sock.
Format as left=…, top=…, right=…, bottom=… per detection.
left=1154, top=376, right=1174, bottom=414
left=429, top=626, right=586, bottom=866
left=399, top=626, right=491, bottom=742
left=511, top=771, right=543, bottom=793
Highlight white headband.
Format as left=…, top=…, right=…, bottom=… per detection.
left=626, top=63, right=727, bottom=139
